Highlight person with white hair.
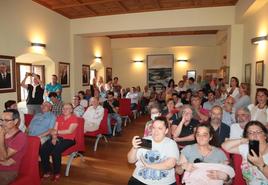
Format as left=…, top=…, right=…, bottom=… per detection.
left=83, top=97, right=104, bottom=132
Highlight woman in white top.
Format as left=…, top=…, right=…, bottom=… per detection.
left=83, top=97, right=104, bottom=132
left=222, top=121, right=268, bottom=185
left=248, top=88, right=268, bottom=126
left=227, top=77, right=240, bottom=101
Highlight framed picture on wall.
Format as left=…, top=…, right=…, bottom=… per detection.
left=220, top=66, right=230, bottom=84
left=106, top=67, right=112, bottom=83
left=147, top=54, right=174, bottom=91
left=186, top=70, right=196, bottom=80
left=59, top=62, right=70, bottom=87
left=256, top=61, right=264, bottom=86
left=82, top=64, right=90, bottom=86
left=245, top=64, right=251, bottom=84
left=0, top=55, right=16, bottom=93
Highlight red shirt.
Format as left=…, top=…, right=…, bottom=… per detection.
left=57, top=115, right=78, bottom=140
left=0, top=131, right=27, bottom=171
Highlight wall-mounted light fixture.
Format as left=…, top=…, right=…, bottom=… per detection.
left=177, top=59, right=188, bottom=62
left=31, top=42, right=46, bottom=48
left=133, top=60, right=143, bottom=63
left=94, top=56, right=102, bottom=63
left=251, top=35, right=267, bottom=45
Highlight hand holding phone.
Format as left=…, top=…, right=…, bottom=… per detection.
left=138, top=137, right=152, bottom=150
left=249, top=140, right=259, bottom=157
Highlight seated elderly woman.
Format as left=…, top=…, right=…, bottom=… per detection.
left=0, top=109, right=27, bottom=185
left=171, top=105, right=199, bottom=148
left=222, top=121, right=268, bottom=185
left=127, top=117, right=179, bottom=185
left=40, top=103, right=78, bottom=181
left=83, top=97, right=104, bottom=132
left=143, top=103, right=161, bottom=137
left=176, top=123, right=233, bottom=185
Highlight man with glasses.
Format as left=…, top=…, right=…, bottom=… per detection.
left=0, top=109, right=27, bottom=185
left=230, top=107, right=251, bottom=139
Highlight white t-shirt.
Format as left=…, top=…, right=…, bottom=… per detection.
left=227, top=87, right=240, bottom=101
left=239, top=144, right=268, bottom=185
left=126, top=92, right=139, bottom=104
left=248, top=104, right=268, bottom=125
left=230, top=123, right=244, bottom=139
left=133, top=136, right=179, bottom=185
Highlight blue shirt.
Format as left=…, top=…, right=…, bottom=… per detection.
left=28, top=112, right=56, bottom=136
left=45, top=83, right=62, bottom=100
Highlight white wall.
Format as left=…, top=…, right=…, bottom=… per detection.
left=112, top=36, right=221, bottom=87
left=0, top=0, right=70, bottom=112
left=238, top=1, right=268, bottom=99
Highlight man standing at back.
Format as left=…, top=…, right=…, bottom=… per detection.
left=20, top=72, right=44, bottom=114
left=45, top=75, right=62, bottom=101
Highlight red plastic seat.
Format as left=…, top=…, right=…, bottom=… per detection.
left=119, top=98, right=132, bottom=126
left=62, top=117, right=85, bottom=176
left=232, top=154, right=246, bottom=185
left=24, top=114, right=34, bottom=128
left=10, top=136, right=41, bottom=185
left=85, top=109, right=109, bottom=151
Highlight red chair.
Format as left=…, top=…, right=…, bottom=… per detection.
left=10, top=136, right=41, bottom=185
left=24, top=114, right=34, bottom=128
left=119, top=98, right=132, bottom=126
left=62, top=117, right=85, bottom=176
left=176, top=174, right=182, bottom=185
left=232, top=154, right=246, bottom=185
left=85, top=109, right=109, bottom=151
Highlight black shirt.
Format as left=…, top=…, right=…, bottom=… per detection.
left=213, top=122, right=230, bottom=147
left=103, top=100, right=119, bottom=114
left=172, top=118, right=199, bottom=146
left=27, top=84, right=44, bottom=105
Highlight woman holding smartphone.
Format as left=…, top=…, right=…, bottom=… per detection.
left=127, top=117, right=179, bottom=185
left=222, top=121, right=268, bottom=184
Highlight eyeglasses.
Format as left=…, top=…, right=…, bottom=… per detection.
left=0, top=118, right=15, bottom=123
left=247, top=130, right=264, bottom=136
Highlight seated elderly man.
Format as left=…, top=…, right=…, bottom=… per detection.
left=28, top=102, right=56, bottom=144
left=83, top=97, right=104, bottom=132
left=0, top=109, right=27, bottom=185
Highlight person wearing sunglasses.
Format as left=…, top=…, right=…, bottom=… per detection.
left=176, top=123, right=232, bottom=184
left=222, top=121, right=268, bottom=185
left=0, top=109, right=27, bottom=185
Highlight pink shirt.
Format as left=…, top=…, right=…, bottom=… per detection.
left=0, top=131, right=27, bottom=171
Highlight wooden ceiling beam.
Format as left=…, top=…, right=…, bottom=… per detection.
left=117, top=1, right=128, bottom=12
left=154, top=0, right=162, bottom=9
left=75, top=0, right=98, bottom=15
left=52, top=0, right=119, bottom=10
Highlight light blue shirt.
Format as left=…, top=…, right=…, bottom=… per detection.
left=28, top=112, right=56, bottom=136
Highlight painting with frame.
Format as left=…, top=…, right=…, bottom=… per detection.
left=0, top=55, right=16, bottom=93
left=147, top=54, right=174, bottom=91
left=59, top=62, right=70, bottom=87
left=255, top=61, right=264, bottom=86
left=82, top=64, right=90, bottom=86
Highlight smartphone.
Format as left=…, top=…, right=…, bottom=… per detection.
left=138, top=137, right=152, bottom=150
left=249, top=140, right=259, bottom=156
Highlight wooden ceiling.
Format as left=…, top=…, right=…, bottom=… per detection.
left=33, top=0, right=239, bottom=19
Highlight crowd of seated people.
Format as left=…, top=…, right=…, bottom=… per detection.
left=1, top=73, right=268, bottom=184
left=127, top=75, right=268, bottom=185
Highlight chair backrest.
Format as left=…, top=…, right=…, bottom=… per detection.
left=98, top=109, right=109, bottom=134
left=24, top=114, right=34, bottom=127
left=119, top=98, right=132, bottom=116
left=63, top=117, right=85, bottom=155
left=232, top=154, right=246, bottom=185
left=18, top=136, right=40, bottom=184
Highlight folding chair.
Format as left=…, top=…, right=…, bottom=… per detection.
left=10, top=136, right=41, bottom=185
left=84, top=109, right=109, bottom=151
left=119, top=98, right=132, bottom=126
left=62, top=117, right=85, bottom=176
left=24, top=113, right=34, bottom=128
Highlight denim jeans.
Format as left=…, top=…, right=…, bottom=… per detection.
left=107, top=113, right=122, bottom=134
